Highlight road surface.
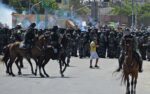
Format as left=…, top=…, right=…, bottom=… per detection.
left=0, top=57, right=150, bottom=94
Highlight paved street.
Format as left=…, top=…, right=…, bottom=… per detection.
left=0, top=57, right=150, bottom=94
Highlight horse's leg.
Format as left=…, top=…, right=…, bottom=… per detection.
left=19, top=57, right=24, bottom=68
left=34, top=64, right=38, bottom=76
left=131, top=77, right=134, bottom=94
left=33, top=59, right=39, bottom=76
left=2, top=54, right=10, bottom=73
left=6, top=60, right=11, bottom=74
left=32, top=59, right=38, bottom=76
left=4, top=57, right=9, bottom=68
left=8, top=57, right=16, bottom=76
left=39, top=65, right=44, bottom=77
left=59, top=60, right=64, bottom=77
left=42, top=58, right=50, bottom=77
left=38, top=58, right=45, bottom=78
left=5, top=59, right=10, bottom=74
left=15, top=57, right=22, bottom=75
left=66, top=56, right=70, bottom=67
left=26, top=58, right=35, bottom=75
left=126, top=76, right=130, bottom=94
left=134, top=76, right=138, bottom=94
left=2, top=47, right=10, bottom=73
left=61, top=57, right=68, bottom=77
left=62, top=60, right=67, bottom=73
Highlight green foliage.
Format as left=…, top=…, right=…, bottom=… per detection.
left=111, top=0, right=133, bottom=16
left=42, top=0, right=58, bottom=9
left=111, top=1, right=150, bottom=17
left=140, top=3, right=150, bottom=14
left=69, top=0, right=90, bottom=15
left=77, top=6, right=91, bottom=16
left=140, top=12, right=150, bottom=26
left=69, top=0, right=81, bottom=9
left=9, top=0, right=58, bottom=13
left=111, top=1, right=150, bottom=25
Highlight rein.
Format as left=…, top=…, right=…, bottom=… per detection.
left=124, top=37, right=134, bottom=67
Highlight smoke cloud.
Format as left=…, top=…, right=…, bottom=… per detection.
left=0, top=2, right=15, bottom=28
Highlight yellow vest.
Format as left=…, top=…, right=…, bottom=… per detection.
left=90, top=41, right=96, bottom=52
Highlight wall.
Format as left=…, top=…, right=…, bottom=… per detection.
left=12, top=13, right=67, bottom=29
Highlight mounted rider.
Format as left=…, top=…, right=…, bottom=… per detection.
left=50, top=26, right=60, bottom=59
left=23, top=23, right=36, bottom=52
left=14, top=24, right=22, bottom=41
left=116, top=28, right=143, bottom=72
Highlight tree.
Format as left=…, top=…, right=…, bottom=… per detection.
left=111, top=0, right=150, bottom=16
left=140, top=3, right=150, bottom=14
left=69, top=0, right=91, bottom=16
left=111, top=0, right=133, bottom=16
left=42, top=0, right=58, bottom=9
left=111, top=0, right=150, bottom=25
left=9, top=0, right=58, bottom=13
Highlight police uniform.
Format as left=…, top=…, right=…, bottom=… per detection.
left=117, top=29, right=143, bottom=72
left=24, top=23, right=36, bottom=49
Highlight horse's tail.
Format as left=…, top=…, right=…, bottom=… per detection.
left=112, top=67, right=127, bottom=85
left=121, top=71, right=127, bottom=85
left=1, top=45, right=10, bottom=63
left=112, top=70, right=124, bottom=86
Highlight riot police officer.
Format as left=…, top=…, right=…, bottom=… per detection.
left=24, top=23, right=36, bottom=53
left=116, top=28, right=143, bottom=72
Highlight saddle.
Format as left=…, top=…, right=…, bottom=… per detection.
left=19, top=41, right=33, bottom=55
left=19, top=42, right=31, bottom=49
left=47, top=46, right=59, bottom=60
left=19, top=42, right=33, bottom=57
left=133, top=51, right=141, bottom=64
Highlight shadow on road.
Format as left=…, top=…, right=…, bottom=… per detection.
left=12, top=74, right=74, bottom=79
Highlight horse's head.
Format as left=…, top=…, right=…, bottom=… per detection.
left=124, top=35, right=134, bottom=55
left=36, top=34, right=50, bottom=47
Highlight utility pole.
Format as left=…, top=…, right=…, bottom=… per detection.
left=28, top=0, right=31, bottom=14
left=131, top=0, right=135, bottom=32
left=91, top=0, right=98, bottom=21
left=98, top=0, right=101, bottom=26
left=41, top=0, right=49, bottom=29
left=45, top=7, right=48, bottom=29
left=135, top=0, right=138, bottom=30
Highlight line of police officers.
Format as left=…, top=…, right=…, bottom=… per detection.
left=0, top=25, right=150, bottom=62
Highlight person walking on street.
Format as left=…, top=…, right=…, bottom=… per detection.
left=90, top=39, right=99, bottom=68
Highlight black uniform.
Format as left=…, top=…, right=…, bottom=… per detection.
left=117, top=33, right=143, bottom=72
left=24, top=23, right=36, bottom=48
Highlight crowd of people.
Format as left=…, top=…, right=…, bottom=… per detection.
left=0, top=25, right=150, bottom=60
left=0, top=23, right=150, bottom=62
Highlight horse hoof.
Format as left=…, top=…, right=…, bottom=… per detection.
left=9, top=73, right=11, bottom=75
left=18, top=72, right=22, bottom=75
left=45, top=74, right=50, bottom=77
left=32, top=72, right=36, bottom=76
left=34, top=73, right=37, bottom=76
left=126, top=92, right=130, bottom=94
left=67, top=64, right=70, bottom=67
left=40, top=74, right=45, bottom=78
left=20, top=65, right=24, bottom=68
left=12, top=74, right=15, bottom=77
left=6, top=70, right=9, bottom=74
left=61, top=74, right=64, bottom=77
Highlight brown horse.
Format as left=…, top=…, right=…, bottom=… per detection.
left=39, top=33, right=69, bottom=77
left=6, top=34, right=48, bottom=77
left=2, top=43, right=23, bottom=74
left=122, top=36, right=139, bottom=94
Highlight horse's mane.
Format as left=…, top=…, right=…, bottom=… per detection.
left=15, top=41, right=21, bottom=44
left=39, top=35, right=45, bottom=40
left=124, top=34, right=133, bottom=38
